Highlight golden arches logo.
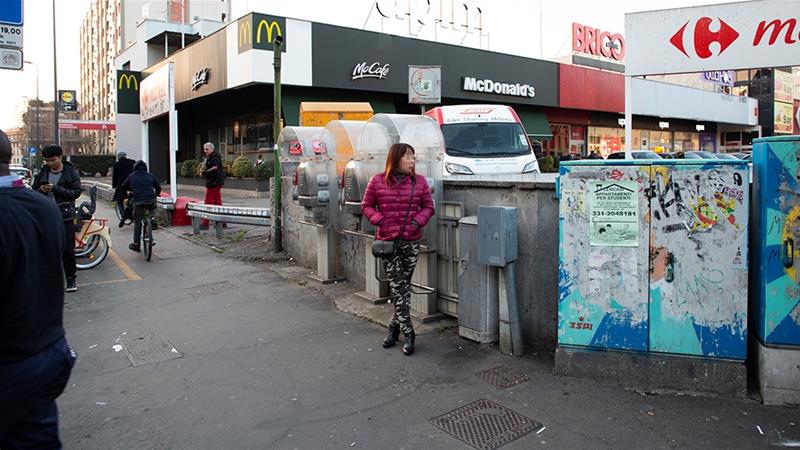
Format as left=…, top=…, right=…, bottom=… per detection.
left=239, top=19, right=252, bottom=47
left=256, top=19, right=282, bottom=44
left=118, top=74, right=139, bottom=91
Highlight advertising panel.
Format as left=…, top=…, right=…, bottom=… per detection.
left=117, top=70, right=141, bottom=114
left=775, top=101, right=793, bottom=134
left=408, top=65, right=441, bottom=104
left=775, top=69, right=794, bottom=104
left=140, top=64, right=170, bottom=121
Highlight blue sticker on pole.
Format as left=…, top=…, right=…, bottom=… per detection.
left=0, top=0, right=23, bottom=26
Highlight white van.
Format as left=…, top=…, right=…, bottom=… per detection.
left=425, top=104, right=540, bottom=175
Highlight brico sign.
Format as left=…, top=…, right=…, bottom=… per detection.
left=626, top=1, right=800, bottom=76
left=238, top=13, right=286, bottom=54
left=572, top=23, right=625, bottom=61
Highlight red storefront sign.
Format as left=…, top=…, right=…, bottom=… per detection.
left=58, top=120, right=116, bottom=131
left=572, top=22, right=625, bottom=61
left=559, top=64, right=624, bottom=113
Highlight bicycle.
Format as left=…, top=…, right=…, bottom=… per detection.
left=74, top=186, right=112, bottom=270
left=138, top=204, right=156, bottom=262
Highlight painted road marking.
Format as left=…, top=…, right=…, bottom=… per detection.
left=77, top=278, right=130, bottom=288
left=108, top=248, right=142, bottom=281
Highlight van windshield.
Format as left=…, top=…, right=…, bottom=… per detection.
left=441, top=122, right=532, bottom=158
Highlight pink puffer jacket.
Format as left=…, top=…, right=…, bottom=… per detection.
left=361, top=172, right=435, bottom=241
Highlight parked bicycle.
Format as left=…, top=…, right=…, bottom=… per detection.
left=74, top=186, right=112, bottom=270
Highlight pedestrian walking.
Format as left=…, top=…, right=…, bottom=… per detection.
left=118, top=160, right=162, bottom=252
left=361, top=143, right=435, bottom=355
left=254, top=154, right=264, bottom=167
left=200, top=142, right=225, bottom=230
left=32, top=145, right=82, bottom=293
left=0, top=129, right=77, bottom=449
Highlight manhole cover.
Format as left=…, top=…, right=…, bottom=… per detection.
left=475, top=365, right=530, bottom=389
left=119, top=334, right=182, bottom=366
left=185, top=280, right=238, bottom=297
left=430, top=399, right=542, bottom=450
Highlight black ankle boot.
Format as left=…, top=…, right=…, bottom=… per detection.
left=383, top=323, right=400, bottom=348
left=402, top=331, right=415, bottom=356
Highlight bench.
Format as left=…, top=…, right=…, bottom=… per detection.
left=186, top=203, right=271, bottom=239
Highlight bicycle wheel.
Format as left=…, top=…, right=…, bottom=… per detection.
left=115, top=199, right=126, bottom=221
left=143, top=216, right=153, bottom=262
left=75, top=235, right=100, bottom=257
left=75, top=235, right=110, bottom=270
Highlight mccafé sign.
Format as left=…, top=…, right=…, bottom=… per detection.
left=572, top=22, right=625, bottom=61
left=238, top=13, right=286, bottom=54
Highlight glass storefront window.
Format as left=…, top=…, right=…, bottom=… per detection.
left=673, top=132, right=699, bottom=152
left=649, top=130, right=673, bottom=153
left=543, top=123, right=571, bottom=157
left=588, top=126, right=625, bottom=158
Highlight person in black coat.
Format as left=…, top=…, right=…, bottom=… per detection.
left=112, top=151, right=136, bottom=213
left=0, top=130, right=77, bottom=449
left=200, top=142, right=225, bottom=229
left=31, top=145, right=82, bottom=292
left=118, top=160, right=161, bottom=252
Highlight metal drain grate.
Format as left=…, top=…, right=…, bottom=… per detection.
left=430, top=399, right=542, bottom=450
left=475, top=366, right=530, bottom=389
left=120, top=334, right=182, bottom=366
left=185, top=280, right=238, bottom=297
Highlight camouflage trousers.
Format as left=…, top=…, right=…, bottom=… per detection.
left=383, top=240, right=421, bottom=335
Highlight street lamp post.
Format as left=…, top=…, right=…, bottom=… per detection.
left=273, top=36, right=283, bottom=252
left=52, top=0, right=60, bottom=146
left=24, top=60, right=40, bottom=169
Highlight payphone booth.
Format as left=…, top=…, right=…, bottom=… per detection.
left=339, top=114, right=444, bottom=317
left=279, top=124, right=342, bottom=283
left=278, top=126, right=324, bottom=216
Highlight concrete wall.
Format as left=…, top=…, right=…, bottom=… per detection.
left=279, top=178, right=560, bottom=351
left=443, top=180, right=560, bottom=351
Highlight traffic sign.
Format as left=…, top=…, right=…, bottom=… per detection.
left=28, top=147, right=36, bottom=155
left=0, top=0, right=22, bottom=25
left=0, top=48, right=22, bottom=70
left=0, top=23, right=23, bottom=48
left=0, top=0, right=23, bottom=26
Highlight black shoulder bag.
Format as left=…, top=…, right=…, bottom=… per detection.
left=372, top=176, right=415, bottom=259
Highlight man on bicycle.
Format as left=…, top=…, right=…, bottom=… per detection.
left=118, top=160, right=161, bottom=253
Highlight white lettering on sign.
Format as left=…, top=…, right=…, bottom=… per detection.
left=372, top=0, right=487, bottom=45
left=462, top=76, right=535, bottom=98
left=191, top=68, right=209, bottom=91
left=352, top=62, right=390, bottom=80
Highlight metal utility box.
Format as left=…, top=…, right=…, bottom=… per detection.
left=477, top=206, right=518, bottom=267
left=752, top=136, right=800, bottom=347
left=558, top=160, right=749, bottom=360
left=458, top=216, right=499, bottom=343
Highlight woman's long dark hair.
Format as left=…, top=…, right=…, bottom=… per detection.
left=384, top=143, right=415, bottom=183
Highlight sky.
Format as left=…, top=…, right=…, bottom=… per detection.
left=0, top=0, right=734, bottom=130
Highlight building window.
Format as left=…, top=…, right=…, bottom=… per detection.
left=588, top=126, right=625, bottom=158
left=673, top=132, right=699, bottom=152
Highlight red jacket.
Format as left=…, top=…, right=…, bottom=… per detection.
left=361, top=172, right=435, bottom=241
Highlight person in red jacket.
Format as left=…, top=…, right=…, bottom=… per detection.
left=361, top=143, right=435, bottom=355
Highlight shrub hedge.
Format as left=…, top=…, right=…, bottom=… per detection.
left=231, top=156, right=254, bottom=178
left=180, top=159, right=199, bottom=178
left=254, top=160, right=274, bottom=181
left=70, top=155, right=116, bottom=177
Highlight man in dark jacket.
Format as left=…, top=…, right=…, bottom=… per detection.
left=118, top=160, right=161, bottom=252
left=112, top=151, right=136, bottom=218
left=0, top=129, right=77, bottom=449
left=200, top=142, right=225, bottom=230
left=32, top=145, right=82, bottom=292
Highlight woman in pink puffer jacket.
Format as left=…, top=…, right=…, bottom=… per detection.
left=361, top=143, right=435, bottom=356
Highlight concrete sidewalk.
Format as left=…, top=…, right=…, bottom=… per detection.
left=59, top=198, right=799, bottom=449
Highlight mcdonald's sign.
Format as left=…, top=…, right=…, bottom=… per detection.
left=237, top=13, right=286, bottom=54
left=117, top=70, right=141, bottom=114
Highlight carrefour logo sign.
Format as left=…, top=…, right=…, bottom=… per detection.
left=462, top=76, right=535, bottom=98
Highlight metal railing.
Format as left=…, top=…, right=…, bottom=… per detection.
left=186, top=202, right=271, bottom=238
